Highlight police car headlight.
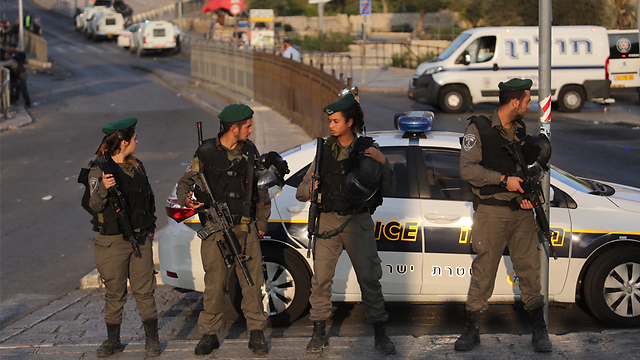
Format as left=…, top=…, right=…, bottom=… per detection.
left=423, top=66, right=443, bottom=76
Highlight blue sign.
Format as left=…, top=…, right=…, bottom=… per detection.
left=360, top=0, right=371, bottom=15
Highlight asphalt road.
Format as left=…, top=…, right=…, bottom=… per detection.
left=2, top=0, right=639, bottom=337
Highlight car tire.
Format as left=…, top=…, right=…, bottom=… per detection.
left=584, top=246, right=640, bottom=327
left=228, top=245, right=311, bottom=326
left=558, top=85, right=586, bottom=112
left=438, top=85, right=470, bottom=113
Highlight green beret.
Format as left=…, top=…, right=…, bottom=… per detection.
left=218, top=104, right=254, bottom=123
left=499, top=78, right=533, bottom=92
left=102, top=117, right=137, bottom=135
left=324, top=93, right=357, bottom=115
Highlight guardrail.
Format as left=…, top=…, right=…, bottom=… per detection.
left=131, top=4, right=175, bottom=23
left=1, top=67, right=10, bottom=120
left=23, top=32, right=48, bottom=63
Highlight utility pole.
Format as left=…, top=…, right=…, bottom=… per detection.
left=538, top=0, right=552, bottom=324
left=18, top=0, right=23, bottom=51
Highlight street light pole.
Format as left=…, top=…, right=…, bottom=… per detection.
left=18, top=0, right=24, bottom=51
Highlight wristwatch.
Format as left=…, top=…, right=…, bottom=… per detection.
left=500, top=175, right=508, bottom=188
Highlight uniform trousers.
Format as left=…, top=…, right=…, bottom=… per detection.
left=197, top=222, right=267, bottom=335
left=466, top=204, right=545, bottom=312
left=93, top=233, right=157, bottom=324
left=309, top=211, right=388, bottom=323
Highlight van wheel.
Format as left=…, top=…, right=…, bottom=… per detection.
left=439, top=85, right=470, bottom=113
left=228, top=245, right=311, bottom=326
left=558, top=85, right=586, bottom=112
left=584, top=246, right=640, bottom=327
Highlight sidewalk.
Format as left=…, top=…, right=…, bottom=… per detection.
left=0, top=104, right=33, bottom=132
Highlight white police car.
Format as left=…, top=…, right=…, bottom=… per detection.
left=159, top=113, right=640, bottom=327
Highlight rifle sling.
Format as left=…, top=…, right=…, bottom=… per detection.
left=242, top=144, right=255, bottom=220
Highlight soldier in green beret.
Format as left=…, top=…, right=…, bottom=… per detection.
left=176, top=104, right=270, bottom=356
left=456, top=78, right=552, bottom=353
left=87, top=118, right=161, bottom=357
left=296, top=93, right=397, bottom=355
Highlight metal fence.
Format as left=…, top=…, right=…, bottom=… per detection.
left=357, top=41, right=446, bottom=68
left=254, top=50, right=350, bottom=138
left=1, top=67, right=10, bottom=120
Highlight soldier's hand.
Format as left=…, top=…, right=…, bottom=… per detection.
left=258, top=230, right=266, bottom=238
left=520, top=199, right=534, bottom=210
left=185, top=191, right=204, bottom=209
left=506, top=176, right=525, bottom=193
left=364, top=147, right=387, bottom=164
left=309, top=174, right=319, bottom=195
left=102, top=172, right=115, bottom=190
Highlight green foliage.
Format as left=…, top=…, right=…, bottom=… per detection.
left=391, top=50, right=437, bottom=69
left=391, top=23, right=413, bottom=32
left=288, top=32, right=355, bottom=52
left=275, top=22, right=294, bottom=31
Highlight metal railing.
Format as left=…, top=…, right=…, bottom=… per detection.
left=300, top=51, right=353, bottom=81
left=356, top=40, right=446, bottom=68
left=1, top=67, right=10, bottom=120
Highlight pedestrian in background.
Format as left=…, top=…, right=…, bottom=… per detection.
left=455, top=78, right=552, bottom=353
left=280, top=38, right=301, bottom=62
left=23, top=11, right=32, bottom=32
left=87, top=118, right=161, bottom=357
left=296, top=94, right=396, bottom=355
left=176, top=104, right=270, bottom=356
left=32, top=14, right=42, bottom=35
left=0, top=51, right=30, bottom=108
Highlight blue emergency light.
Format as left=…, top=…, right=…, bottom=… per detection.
left=395, top=111, right=434, bottom=138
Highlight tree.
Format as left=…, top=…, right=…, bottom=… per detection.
left=612, top=0, right=638, bottom=29
left=394, top=0, right=450, bottom=37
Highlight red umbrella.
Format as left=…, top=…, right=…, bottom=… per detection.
left=201, top=0, right=248, bottom=15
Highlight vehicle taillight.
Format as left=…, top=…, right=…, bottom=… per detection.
left=605, top=56, right=610, bottom=80
left=96, top=25, right=100, bottom=31
left=165, top=199, right=195, bottom=223
left=166, top=271, right=178, bottom=278
left=143, top=36, right=146, bottom=43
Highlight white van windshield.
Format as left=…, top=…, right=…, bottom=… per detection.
left=437, top=33, right=472, bottom=61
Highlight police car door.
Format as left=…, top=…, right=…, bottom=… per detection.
left=332, top=146, right=424, bottom=298
left=418, top=147, right=475, bottom=297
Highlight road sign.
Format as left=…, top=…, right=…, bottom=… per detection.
left=360, top=0, right=371, bottom=15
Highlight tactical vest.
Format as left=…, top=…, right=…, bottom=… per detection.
left=319, top=136, right=382, bottom=213
left=469, top=115, right=526, bottom=195
left=194, top=138, right=258, bottom=216
left=97, top=159, right=156, bottom=235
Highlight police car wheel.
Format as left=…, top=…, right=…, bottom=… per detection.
left=228, top=245, right=311, bottom=326
left=558, top=85, right=586, bottom=112
left=438, top=85, right=469, bottom=114
left=584, top=246, right=640, bottom=327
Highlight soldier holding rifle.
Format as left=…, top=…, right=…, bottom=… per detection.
left=296, top=94, right=397, bottom=355
left=457, top=78, right=553, bottom=353
left=177, top=104, right=270, bottom=356
left=86, top=118, right=160, bottom=357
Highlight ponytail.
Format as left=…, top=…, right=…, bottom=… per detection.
left=93, top=128, right=142, bottom=174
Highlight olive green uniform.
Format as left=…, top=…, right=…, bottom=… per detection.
left=459, top=111, right=544, bottom=313
left=296, top=136, right=396, bottom=323
left=176, top=138, right=270, bottom=336
left=89, top=164, right=157, bottom=324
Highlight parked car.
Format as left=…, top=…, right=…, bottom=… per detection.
left=158, top=114, right=640, bottom=327
left=75, top=5, right=110, bottom=32
left=129, top=20, right=177, bottom=54
left=86, top=11, right=125, bottom=41
left=606, top=29, right=640, bottom=98
left=117, top=23, right=142, bottom=48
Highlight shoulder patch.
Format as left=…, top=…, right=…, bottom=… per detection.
left=462, top=134, right=477, bottom=152
left=89, top=177, right=99, bottom=195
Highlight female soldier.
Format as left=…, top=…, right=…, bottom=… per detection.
left=88, top=118, right=160, bottom=357
left=296, top=94, right=397, bottom=355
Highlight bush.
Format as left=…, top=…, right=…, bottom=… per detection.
left=289, top=32, right=354, bottom=52
left=391, top=51, right=438, bottom=69
left=275, top=22, right=293, bottom=32
left=390, top=23, right=413, bottom=33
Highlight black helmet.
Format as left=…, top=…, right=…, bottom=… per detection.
left=255, top=152, right=290, bottom=202
left=340, top=156, right=382, bottom=205
left=529, top=134, right=551, bottom=171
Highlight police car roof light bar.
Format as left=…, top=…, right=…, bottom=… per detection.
left=397, top=111, right=434, bottom=139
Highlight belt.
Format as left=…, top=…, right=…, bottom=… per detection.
left=331, top=208, right=368, bottom=216
left=474, top=195, right=511, bottom=207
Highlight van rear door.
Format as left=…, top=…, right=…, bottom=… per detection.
left=607, top=30, right=640, bottom=93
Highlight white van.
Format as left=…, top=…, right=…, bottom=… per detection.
left=86, top=11, right=125, bottom=40
left=606, top=29, right=640, bottom=97
left=409, top=26, right=611, bottom=113
left=129, top=21, right=177, bottom=54
left=75, top=6, right=110, bottom=32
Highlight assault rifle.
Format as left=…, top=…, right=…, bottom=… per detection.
left=502, top=139, right=557, bottom=260
left=307, top=138, right=324, bottom=258
left=92, top=157, right=142, bottom=258
left=192, top=122, right=254, bottom=286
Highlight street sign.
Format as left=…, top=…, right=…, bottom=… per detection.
left=230, top=0, right=242, bottom=15
left=360, top=0, right=371, bottom=15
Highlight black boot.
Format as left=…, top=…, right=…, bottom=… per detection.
left=454, top=310, right=482, bottom=351
left=194, top=334, right=220, bottom=355
left=373, top=321, right=396, bottom=355
left=143, top=319, right=161, bottom=357
left=248, top=330, right=269, bottom=355
left=306, top=320, right=329, bottom=353
left=529, top=306, right=553, bottom=353
left=96, top=323, right=123, bottom=357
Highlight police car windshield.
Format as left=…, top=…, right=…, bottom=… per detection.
left=551, top=166, right=597, bottom=193
left=437, top=33, right=472, bottom=61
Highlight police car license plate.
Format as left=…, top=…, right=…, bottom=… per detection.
left=616, top=75, right=634, bottom=80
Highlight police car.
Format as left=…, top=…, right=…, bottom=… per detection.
left=158, top=113, right=640, bottom=327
